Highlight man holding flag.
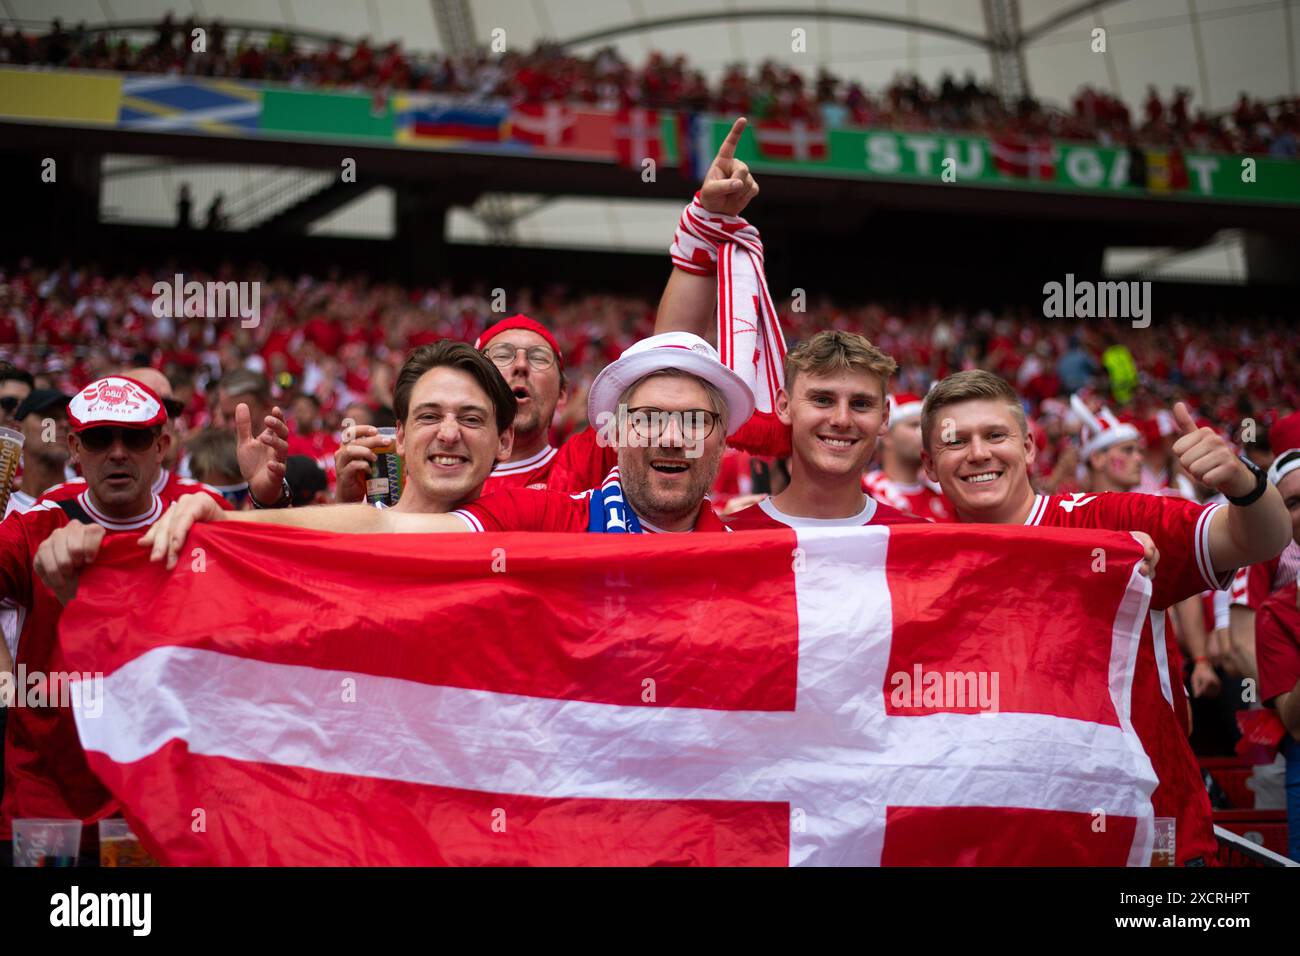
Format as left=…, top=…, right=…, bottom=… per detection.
left=0, top=375, right=238, bottom=860
left=917, top=369, right=1291, bottom=864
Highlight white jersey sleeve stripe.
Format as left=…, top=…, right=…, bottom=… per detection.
left=449, top=510, right=483, bottom=533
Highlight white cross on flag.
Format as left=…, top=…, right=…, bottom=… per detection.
left=509, top=102, right=576, bottom=147
left=754, top=119, right=828, bottom=162
left=614, top=107, right=662, bottom=168
left=63, top=522, right=1161, bottom=865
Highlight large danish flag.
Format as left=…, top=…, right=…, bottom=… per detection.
left=61, top=522, right=1159, bottom=865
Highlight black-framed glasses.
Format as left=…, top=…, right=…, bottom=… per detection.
left=484, top=342, right=557, bottom=371
left=0, top=396, right=19, bottom=414
left=78, top=426, right=158, bottom=453
left=624, top=407, right=720, bottom=443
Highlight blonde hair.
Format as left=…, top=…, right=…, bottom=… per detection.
left=784, top=330, right=897, bottom=398
left=920, top=370, right=1028, bottom=450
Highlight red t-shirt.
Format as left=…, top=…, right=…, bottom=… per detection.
left=0, top=495, right=173, bottom=839
left=1230, top=541, right=1300, bottom=611
left=453, top=483, right=729, bottom=534
left=1257, top=583, right=1300, bottom=708
left=725, top=494, right=923, bottom=530
left=480, top=445, right=559, bottom=496
left=862, top=470, right=956, bottom=523
left=39, top=469, right=233, bottom=513
left=1018, top=490, right=1228, bottom=864
left=1023, top=492, right=1228, bottom=610
left=544, top=427, right=615, bottom=495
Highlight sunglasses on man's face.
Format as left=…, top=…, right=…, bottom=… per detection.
left=0, top=396, right=20, bottom=414
left=78, top=426, right=158, bottom=454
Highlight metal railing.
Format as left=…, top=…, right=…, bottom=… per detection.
left=1213, top=825, right=1298, bottom=866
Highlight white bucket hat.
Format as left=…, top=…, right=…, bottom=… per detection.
left=587, top=332, right=755, bottom=437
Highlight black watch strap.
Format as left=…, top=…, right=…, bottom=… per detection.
left=251, top=477, right=292, bottom=509
left=1225, top=455, right=1268, bottom=507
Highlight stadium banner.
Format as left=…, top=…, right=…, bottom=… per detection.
left=710, top=117, right=1300, bottom=205
left=260, top=87, right=394, bottom=140
left=1, top=66, right=1296, bottom=204
left=118, top=75, right=260, bottom=134
left=0, top=67, right=121, bottom=125
left=61, top=521, right=1162, bottom=866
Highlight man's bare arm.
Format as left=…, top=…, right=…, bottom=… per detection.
left=654, top=267, right=718, bottom=338
left=1227, top=605, right=1259, bottom=683
left=140, top=494, right=470, bottom=569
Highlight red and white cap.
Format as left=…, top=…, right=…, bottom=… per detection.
left=474, top=314, right=563, bottom=370
left=888, top=392, right=923, bottom=425
left=1070, top=393, right=1140, bottom=460
left=68, top=376, right=167, bottom=433
left=1268, top=410, right=1300, bottom=486
left=587, top=332, right=755, bottom=437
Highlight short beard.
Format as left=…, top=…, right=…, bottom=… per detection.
left=619, top=449, right=721, bottom=527
left=512, top=405, right=544, bottom=443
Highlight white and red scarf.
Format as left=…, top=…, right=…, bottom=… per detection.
left=670, top=194, right=790, bottom=457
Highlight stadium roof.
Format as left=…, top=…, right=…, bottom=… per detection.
left=11, top=0, right=1293, bottom=113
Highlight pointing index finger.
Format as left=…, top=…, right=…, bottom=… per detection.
left=716, top=116, right=747, bottom=162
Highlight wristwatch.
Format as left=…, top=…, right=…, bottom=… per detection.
left=251, top=477, right=292, bottom=509
left=1225, top=455, right=1268, bottom=507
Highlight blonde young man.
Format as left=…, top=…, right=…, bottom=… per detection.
left=917, top=369, right=1290, bottom=866
left=725, top=330, right=921, bottom=530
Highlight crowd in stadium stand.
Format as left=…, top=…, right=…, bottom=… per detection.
left=3, top=15, right=1297, bottom=155
left=0, top=260, right=1295, bottom=492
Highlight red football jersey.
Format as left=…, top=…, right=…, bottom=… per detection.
left=39, top=469, right=233, bottom=513
left=0, top=495, right=171, bottom=839
left=1257, top=584, right=1300, bottom=706
left=1018, top=490, right=1227, bottom=865
left=480, top=444, right=559, bottom=496
left=545, top=428, right=616, bottom=495
left=1024, top=492, right=1227, bottom=611
left=453, top=483, right=728, bottom=534
left=725, top=494, right=924, bottom=530
left=862, top=470, right=956, bottom=523
left=1230, top=540, right=1300, bottom=611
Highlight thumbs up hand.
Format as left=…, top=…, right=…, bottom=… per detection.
left=1170, top=402, right=1255, bottom=498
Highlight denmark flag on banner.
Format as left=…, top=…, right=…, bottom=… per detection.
left=992, top=133, right=1058, bottom=180
left=509, top=102, right=576, bottom=146
left=61, top=522, right=1161, bottom=866
left=614, top=107, right=662, bottom=168
left=754, top=120, right=827, bottom=162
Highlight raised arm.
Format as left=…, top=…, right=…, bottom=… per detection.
left=654, top=116, right=759, bottom=339
left=1169, top=403, right=1290, bottom=574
